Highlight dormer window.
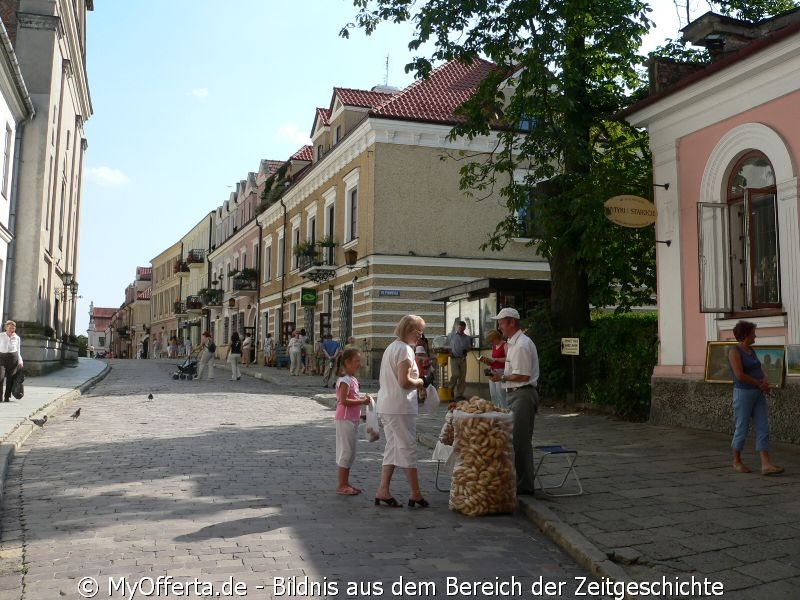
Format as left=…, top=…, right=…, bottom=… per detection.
left=334, top=125, right=342, bottom=144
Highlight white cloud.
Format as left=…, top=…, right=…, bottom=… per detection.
left=277, top=123, right=311, bottom=146
left=191, top=87, right=209, bottom=99
left=85, top=166, right=130, bottom=187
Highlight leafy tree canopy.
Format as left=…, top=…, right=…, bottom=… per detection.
left=343, top=0, right=656, bottom=328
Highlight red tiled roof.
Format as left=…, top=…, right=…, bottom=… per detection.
left=91, top=307, right=117, bottom=318
left=316, top=107, right=331, bottom=126
left=334, top=87, right=396, bottom=109
left=291, top=145, right=314, bottom=162
left=370, top=58, right=496, bottom=125
left=137, top=287, right=152, bottom=300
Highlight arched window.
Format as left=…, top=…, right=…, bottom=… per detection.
left=726, top=152, right=779, bottom=310
left=699, top=151, right=780, bottom=312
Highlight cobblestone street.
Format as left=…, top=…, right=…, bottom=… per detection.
left=0, top=360, right=590, bottom=600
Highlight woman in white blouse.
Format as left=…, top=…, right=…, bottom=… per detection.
left=0, top=320, right=23, bottom=402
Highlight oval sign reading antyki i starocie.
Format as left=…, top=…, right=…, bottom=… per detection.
left=603, top=195, right=657, bottom=228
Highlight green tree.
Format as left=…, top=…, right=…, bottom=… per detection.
left=343, top=0, right=655, bottom=335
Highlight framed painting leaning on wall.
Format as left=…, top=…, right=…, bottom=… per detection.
left=705, top=341, right=736, bottom=384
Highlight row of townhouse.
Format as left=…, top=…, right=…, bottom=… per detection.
left=0, top=0, right=92, bottom=373
left=104, top=59, right=551, bottom=378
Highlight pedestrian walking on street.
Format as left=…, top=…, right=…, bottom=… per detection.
left=288, top=330, right=304, bottom=376
left=0, top=320, right=23, bottom=402
left=226, top=331, right=242, bottom=381
left=375, top=314, right=431, bottom=508
left=335, top=347, right=372, bottom=495
left=490, top=307, right=539, bottom=495
left=447, top=320, right=473, bottom=400
left=195, top=331, right=216, bottom=381
left=728, top=320, right=784, bottom=476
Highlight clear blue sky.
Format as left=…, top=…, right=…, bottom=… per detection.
left=77, top=1, right=682, bottom=334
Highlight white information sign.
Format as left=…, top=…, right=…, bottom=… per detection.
left=561, top=337, right=580, bottom=356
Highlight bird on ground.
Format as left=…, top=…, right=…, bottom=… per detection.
left=30, top=416, right=47, bottom=427
left=147, top=393, right=153, bottom=401
left=70, top=408, right=81, bottom=420
left=438, top=251, right=448, bottom=256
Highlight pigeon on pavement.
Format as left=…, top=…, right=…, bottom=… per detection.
left=147, top=393, right=153, bottom=400
left=70, top=407, right=81, bottom=420
left=30, top=415, right=47, bottom=427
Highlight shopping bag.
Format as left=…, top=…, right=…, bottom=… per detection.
left=364, top=398, right=380, bottom=442
left=422, top=384, right=439, bottom=415
left=11, top=370, right=24, bottom=399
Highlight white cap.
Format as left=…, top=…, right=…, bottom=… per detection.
left=492, top=307, right=520, bottom=320
left=415, top=345, right=427, bottom=355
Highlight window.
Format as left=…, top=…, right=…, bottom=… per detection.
left=317, top=145, right=324, bottom=160
left=513, top=184, right=543, bottom=240
left=263, top=243, right=272, bottom=282
left=334, top=125, right=342, bottom=144
left=699, top=152, right=779, bottom=312
left=291, top=225, right=300, bottom=270
left=2, top=125, right=11, bottom=197
left=277, top=234, right=285, bottom=277
left=347, top=188, right=358, bottom=242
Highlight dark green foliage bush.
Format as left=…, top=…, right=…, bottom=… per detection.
left=581, top=312, right=658, bottom=420
left=526, top=309, right=658, bottom=421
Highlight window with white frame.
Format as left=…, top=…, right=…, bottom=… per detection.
left=699, top=151, right=779, bottom=312
left=343, top=168, right=359, bottom=243
left=2, top=124, right=11, bottom=198
left=263, top=238, right=272, bottom=282
left=291, top=223, right=300, bottom=270
left=277, top=233, right=285, bottom=277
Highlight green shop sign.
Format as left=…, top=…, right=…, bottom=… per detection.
left=301, top=288, right=318, bottom=307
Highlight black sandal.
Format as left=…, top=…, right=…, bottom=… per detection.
left=407, top=497, right=429, bottom=508
left=374, top=497, right=402, bottom=507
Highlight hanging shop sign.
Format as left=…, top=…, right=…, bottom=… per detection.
left=300, top=288, right=318, bottom=307
left=604, top=195, right=657, bottom=228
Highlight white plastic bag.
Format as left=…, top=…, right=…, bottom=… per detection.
left=364, top=398, right=380, bottom=442
left=422, top=384, right=440, bottom=416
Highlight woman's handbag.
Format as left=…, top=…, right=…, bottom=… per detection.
left=11, top=370, right=24, bottom=399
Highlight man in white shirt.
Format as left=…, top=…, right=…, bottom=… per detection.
left=490, top=307, right=539, bottom=494
left=0, top=320, right=24, bottom=402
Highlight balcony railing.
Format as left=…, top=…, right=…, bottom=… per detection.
left=187, top=249, right=206, bottom=264
left=232, top=277, right=257, bottom=292
left=173, top=301, right=186, bottom=315
left=185, top=295, right=203, bottom=310
left=201, top=289, right=224, bottom=306
left=174, top=260, right=190, bottom=274
left=298, top=246, right=337, bottom=283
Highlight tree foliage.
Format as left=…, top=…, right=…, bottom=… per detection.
left=343, top=0, right=656, bottom=333
left=713, top=0, right=798, bottom=21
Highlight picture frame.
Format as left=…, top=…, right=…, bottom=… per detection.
left=704, top=341, right=736, bottom=384
left=754, top=345, right=785, bottom=389
left=786, top=344, right=800, bottom=377
left=705, top=342, right=786, bottom=388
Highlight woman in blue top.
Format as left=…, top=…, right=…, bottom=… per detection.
left=727, top=321, right=783, bottom=475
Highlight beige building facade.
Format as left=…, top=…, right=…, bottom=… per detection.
left=0, top=0, right=93, bottom=372
left=256, top=61, right=549, bottom=375
left=150, top=241, right=182, bottom=356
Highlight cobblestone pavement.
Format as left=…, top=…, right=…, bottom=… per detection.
left=0, top=360, right=594, bottom=600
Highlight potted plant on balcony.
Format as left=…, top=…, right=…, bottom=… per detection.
left=237, top=267, right=259, bottom=280
left=293, top=241, right=315, bottom=257
left=317, top=235, right=337, bottom=248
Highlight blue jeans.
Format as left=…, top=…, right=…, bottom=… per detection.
left=731, top=387, right=770, bottom=451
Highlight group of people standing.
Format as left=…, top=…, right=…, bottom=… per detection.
left=334, top=308, right=541, bottom=505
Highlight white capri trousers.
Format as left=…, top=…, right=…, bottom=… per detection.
left=380, top=413, right=417, bottom=468
left=335, top=419, right=359, bottom=468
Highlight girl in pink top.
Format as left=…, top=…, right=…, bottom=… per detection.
left=335, top=348, right=372, bottom=495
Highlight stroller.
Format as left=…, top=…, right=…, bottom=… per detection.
left=172, top=357, right=198, bottom=380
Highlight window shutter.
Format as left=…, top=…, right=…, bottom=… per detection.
left=698, top=202, right=733, bottom=313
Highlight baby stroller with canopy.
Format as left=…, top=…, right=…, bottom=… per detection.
left=172, top=356, right=198, bottom=380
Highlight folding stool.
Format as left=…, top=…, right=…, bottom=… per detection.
left=533, top=444, right=583, bottom=497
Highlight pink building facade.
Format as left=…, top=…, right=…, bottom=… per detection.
left=627, top=13, right=800, bottom=441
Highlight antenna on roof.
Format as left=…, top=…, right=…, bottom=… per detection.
left=384, top=54, right=389, bottom=86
